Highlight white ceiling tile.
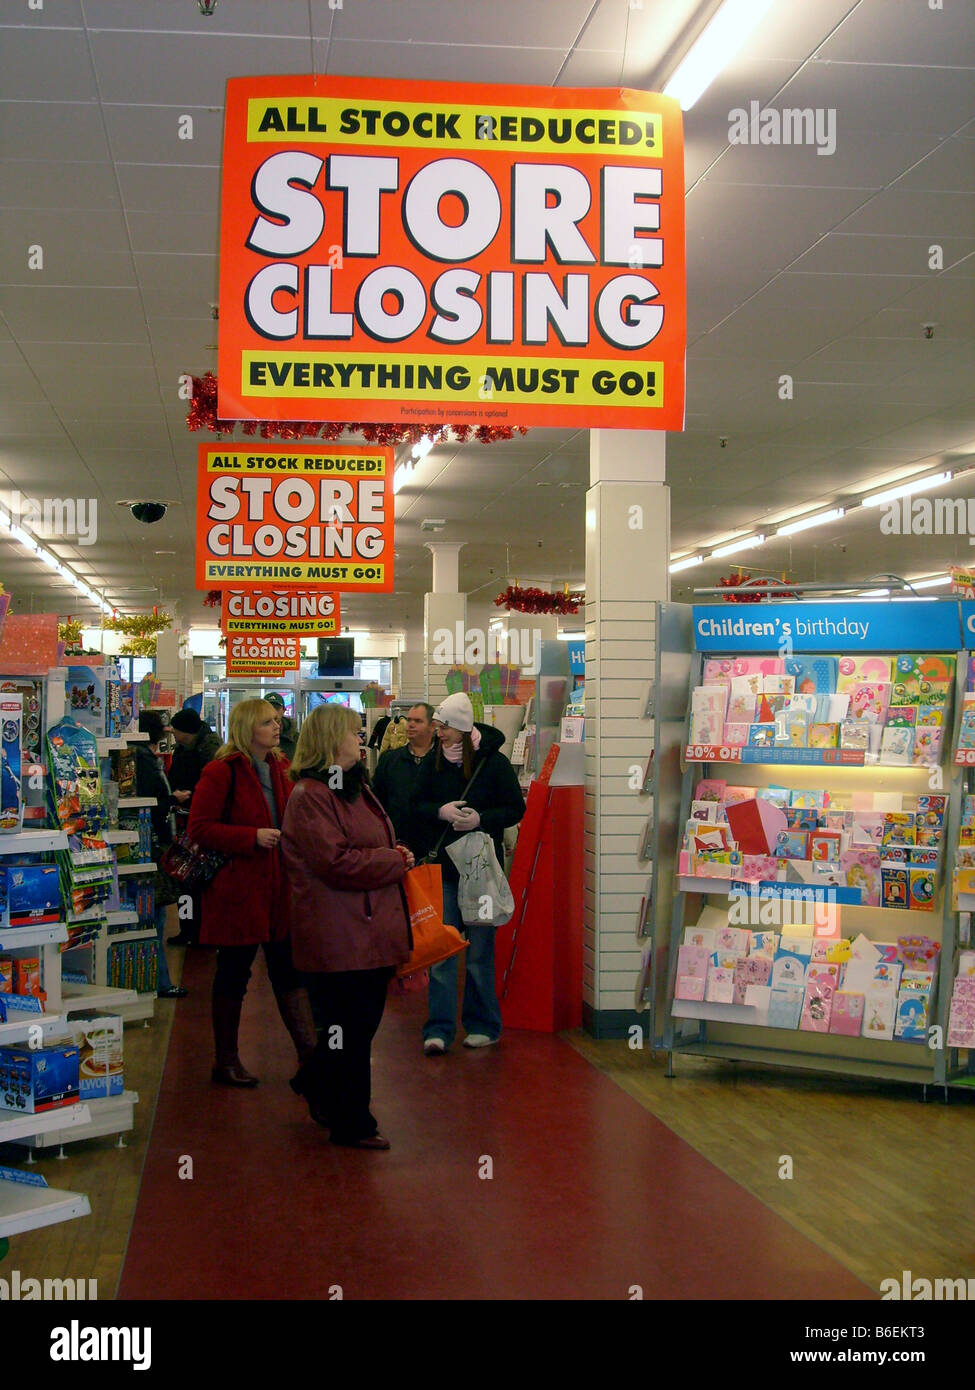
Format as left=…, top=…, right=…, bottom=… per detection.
left=117, top=163, right=220, bottom=214
left=102, top=104, right=225, bottom=165
left=0, top=286, right=145, bottom=343
left=0, top=26, right=96, bottom=101
left=0, top=158, right=120, bottom=211
left=817, top=0, right=975, bottom=67
left=776, top=58, right=975, bottom=135
left=0, top=100, right=109, bottom=163
left=88, top=31, right=312, bottom=106
left=837, top=188, right=975, bottom=238
left=325, top=0, right=593, bottom=48
left=323, top=38, right=563, bottom=85
left=126, top=209, right=218, bottom=255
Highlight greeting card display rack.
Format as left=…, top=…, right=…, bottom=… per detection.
left=660, top=599, right=970, bottom=1099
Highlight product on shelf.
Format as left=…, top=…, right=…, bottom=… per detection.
left=65, top=663, right=123, bottom=739
left=47, top=717, right=106, bottom=835
left=66, top=1013, right=124, bottom=1100
left=688, top=651, right=954, bottom=765
left=0, top=1042, right=79, bottom=1113
left=0, top=693, right=23, bottom=832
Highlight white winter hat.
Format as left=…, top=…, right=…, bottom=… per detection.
left=433, top=692, right=474, bottom=733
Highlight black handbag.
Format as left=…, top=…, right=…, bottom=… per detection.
left=159, top=762, right=237, bottom=891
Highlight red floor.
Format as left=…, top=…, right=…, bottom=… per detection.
left=118, top=950, right=873, bottom=1301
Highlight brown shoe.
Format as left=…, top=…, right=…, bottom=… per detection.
left=211, top=1062, right=258, bottom=1087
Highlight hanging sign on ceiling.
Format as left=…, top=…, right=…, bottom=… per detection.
left=221, top=587, right=340, bottom=637
left=217, top=75, right=685, bottom=431
left=224, top=633, right=302, bottom=677
left=195, top=442, right=394, bottom=590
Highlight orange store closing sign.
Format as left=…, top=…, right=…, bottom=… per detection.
left=217, top=75, right=685, bottom=430
left=225, top=634, right=301, bottom=677
left=196, top=443, right=394, bottom=591
left=221, top=587, right=340, bottom=637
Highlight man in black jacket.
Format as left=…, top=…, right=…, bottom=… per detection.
left=372, top=703, right=436, bottom=857
left=166, top=708, right=221, bottom=946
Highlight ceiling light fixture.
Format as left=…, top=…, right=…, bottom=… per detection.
left=861, top=471, right=952, bottom=507
left=711, top=534, right=767, bottom=560
left=669, top=554, right=704, bottom=573
left=910, top=575, right=951, bottom=590
left=412, top=437, right=434, bottom=461
left=663, top=0, right=777, bottom=110
left=775, top=507, right=845, bottom=538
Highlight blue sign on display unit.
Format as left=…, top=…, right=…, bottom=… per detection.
left=568, top=642, right=585, bottom=675
left=692, top=600, right=962, bottom=653
left=960, top=601, right=975, bottom=645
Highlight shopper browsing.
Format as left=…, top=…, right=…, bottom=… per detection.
left=281, top=705, right=413, bottom=1151
left=411, top=692, right=525, bottom=1055
left=187, top=699, right=317, bottom=1089
left=372, top=702, right=437, bottom=858
left=264, top=692, right=297, bottom=761
left=134, top=713, right=186, bottom=1000
left=167, top=707, right=221, bottom=947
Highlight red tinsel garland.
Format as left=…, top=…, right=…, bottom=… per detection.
left=202, top=590, right=222, bottom=608
left=186, top=372, right=527, bottom=447
left=495, top=585, right=582, bottom=615
left=718, top=574, right=799, bottom=603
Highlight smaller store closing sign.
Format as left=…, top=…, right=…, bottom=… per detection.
left=221, top=587, right=340, bottom=637
left=225, top=633, right=302, bottom=677
left=196, top=443, right=394, bottom=590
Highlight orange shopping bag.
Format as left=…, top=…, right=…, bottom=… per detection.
left=397, top=863, right=468, bottom=978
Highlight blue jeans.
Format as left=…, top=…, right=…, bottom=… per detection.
left=154, top=902, right=173, bottom=993
left=424, top=878, right=502, bottom=1046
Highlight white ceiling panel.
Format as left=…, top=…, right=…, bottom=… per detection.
left=776, top=59, right=975, bottom=135
left=116, top=163, right=220, bottom=214
left=837, top=189, right=975, bottom=238
left=88, top=32, right=311, bottom=106
left=0, top=158, right=120, bottom=212
left=792, top=232, right=972, bottom=277
left=327, top=0, right=595, bottom=48
left=84, top=0, right=314, bottom=36
left=102, top=104, right=226, bottom=167
left=126, top=210, right=219, bottom=256
left=135, top=255, right=219, bottom=320
left=817, top=0, right=975, bottom=67
left=323, top=39, right=563, bottom=85
left=703, top=131, right=941, bottom=190
left=0, top=25, right=96, bottom=101
left=0, top=100, right=109, bottom=163
left=0, top=208, right=134, bottom=289
left=0, top=287, right=144, bottom=343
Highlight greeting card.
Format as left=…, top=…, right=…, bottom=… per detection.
left=837, top=655, right=892, bottom=693
left=722, top=723, right=751, bottom=746
left=725, top=797, right=787, bottom=856
left=862, top=988, right=896, bottom=1040
left=828, top=991, right=865, bottom=1036
left=684, top=925, right=717, bottom=953
left=694, top=778, right=727, bottom=804
left=733, top=955, right=772, bottom=1005
left=738, top=854, right=780, bottom=883
left=690, top=800, right=719, bottom=823
left=840, top=849, right=881, bottom=906
left=911, top=728, right=942, bottom=766
left=705, top=965, right=735, bottom=1004
left=749, top=931, right=780, bottom=958
left=896, top=653, right=955, bottom=685
left=785, top=656, right=838, bottom=694
left=908, top=868, right=936, bottom=912
left=810, top=831, right=841, bottom=863
left=767, top=984, right=804, bottom=1029
left=849, top=682, right=892, bottom=722
left=880, top=726, right=914, bottom=764
left=809, top=723, right=839, bottom=749
left=770, top=942, right=810, bottom=989
left=881, top=867, right=910, bottom=910
left=774, top=830, right=810, bottom=860
left=800, top=971, right=837, bottom=1032
left=763, top=675, right=796, bottom=698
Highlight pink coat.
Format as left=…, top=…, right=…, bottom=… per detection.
left=281, top=775, right=411, bottom=973
left=186, top=751, right=293, bottom=946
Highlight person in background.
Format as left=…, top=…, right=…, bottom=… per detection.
left=281, top=705, right=413, bottom=1150
left=411, top=692, right=524, bottom=1055
left=379, top=714, right=409, bottom=754
left=134, top=713, right=186, bottom=1000
left=167, top=707, right=221, bottom=947
left=373, top=702, right=437, bottom=858
left=265, top=692, right=297, bottom=761
left=187, top=699, right=317, bottom=1089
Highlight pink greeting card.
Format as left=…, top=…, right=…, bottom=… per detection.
left=733, top=955, right=772, bottom=1005
left=800, top=974, right=836, bottom=1032
left=837, top=655, right=893, bottom=693
left=840, top=849, right=881, bottom=906
left=705, top=965, right=735, bottom=1004
left=829, top=991, right=865, bottom=1036
left=849, top=682, right=892, bottom=722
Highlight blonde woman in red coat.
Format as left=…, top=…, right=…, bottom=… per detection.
left=281, top=705, right=413, bottom=1150
left=187, top=699, right=317, bottom=1088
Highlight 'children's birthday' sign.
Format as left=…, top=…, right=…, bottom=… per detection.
left=196, top=443, right=393, bottom=590
left=217, top=75, right=685, bottom=430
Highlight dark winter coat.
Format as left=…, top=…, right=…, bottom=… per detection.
left=133, top=743, right=171, bottom=846
left=372, top=743, right=436, bottom=857
left=281, top=772, right=411, bottom=974
left=411, top=723, right=525, bottom=884
left=275, top=716, right=297, bottom=762
left=186, top=751, right=293, bottom=946
left=168, top=723, right=221, bottom=804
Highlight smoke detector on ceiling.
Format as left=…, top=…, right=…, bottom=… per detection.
left=420, top=519, right=447, bottom=532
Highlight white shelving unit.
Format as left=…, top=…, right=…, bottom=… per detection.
left=0, top=1102, right=92, bottom=1146
left=0, top=829, right=68, bottom=855
left=60, top=982, right=139, bottom=1015
left=0, top=1178, right=90, bottom=1238
left=117, top=797, right=156, bottom=809
left=101, top=829, right=139, bottom=845
left=116, top=861, right=157, bottom=876
left=0, top=922, right=68, bottom=952
left=17, top=1091, right=139, bottom=1150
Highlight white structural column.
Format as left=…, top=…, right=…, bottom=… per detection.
left=584, top=429, right=669, bottom=1036
left=424, top=541, right=467, bottom=704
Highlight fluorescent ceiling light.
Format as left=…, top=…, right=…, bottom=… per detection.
left=11, top=525, right=38, bottom=552
left=663, top=0, right=777, bottom=110
left=911, top=575, right=951, bottom=590
left=669, top=554, right=704, bottom=573
left=776, top=507, right=845, bottom=538
left=711, top=534, right=766, bottom=560
left=392, top=463, right=410, bottom=495
left=412, top=437, right=434, bottom=461
left=861, top=471, right=952, bottom=507
left=37, top=547, right=61, bottom=569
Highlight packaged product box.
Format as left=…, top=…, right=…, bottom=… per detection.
left=66, top=1013, right=123, bottom=1099
left=0, top=956, right=11, bottom=993
left=7, top=864, right=61, bottom=926
left=0, top=1042, right=80, bottom=1113
left=65, top=664, right=122, bottom=739
left=12, top=956, right=41, bottom=996
left=0, top=694, right=24, bottom=832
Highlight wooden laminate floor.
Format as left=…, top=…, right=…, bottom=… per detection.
left=3, top=938, right=973, bottom=1299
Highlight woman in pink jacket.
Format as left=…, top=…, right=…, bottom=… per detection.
left=281, top=705, right=413, bottom=1150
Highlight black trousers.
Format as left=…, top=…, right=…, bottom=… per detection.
left=306, top=968, right=391, bottom=1143
left=213, top=939, right=303, bottom=1002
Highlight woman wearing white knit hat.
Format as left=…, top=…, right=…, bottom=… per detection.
left=411, top=692, right=525, bottom=1053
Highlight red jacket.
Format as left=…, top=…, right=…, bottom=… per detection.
left=281, top=775, right=411, bottom=974
left=186, top=751, right=293, bottom=947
